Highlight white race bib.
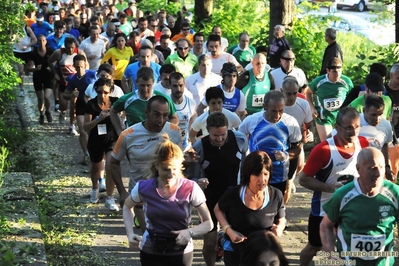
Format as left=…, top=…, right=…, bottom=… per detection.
left=350, top=233, right=386, bottom=260
left=323, top=98, right=342, bottom=111
left=252, top=94, right=264, bottom=107
left=97, top=124, right=107, bottom=135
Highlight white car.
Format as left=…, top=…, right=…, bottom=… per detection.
left=336, top=0, right=368, bottom=12
left=324, top=13, right=395, bottom=46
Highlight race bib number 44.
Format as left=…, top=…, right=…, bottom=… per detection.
left=323, top=98, right=342, bottom=111
left=252, top=94, right=263, bottom=107
left=350, top=234, right=386, bottom=260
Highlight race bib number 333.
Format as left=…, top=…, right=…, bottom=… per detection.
left=323, top=98, right=342, bottom=111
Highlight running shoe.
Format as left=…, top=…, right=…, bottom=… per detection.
left=54, top=103, right=60, bottom=112
left=39, top=115, right=45, bottom=125
left=90, top=189, right=99, bottom=204
left=105, top=197, right=119, bottom=211
left=69, top=125, right=78, bottom=136
left=45, top=111, right=53, bottom=123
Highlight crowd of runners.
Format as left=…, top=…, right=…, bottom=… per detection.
left=13, top=0, right=399, bottom=265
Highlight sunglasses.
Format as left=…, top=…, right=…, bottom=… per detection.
left=97, top=90, right=110, bottom=95
left=182, top=28, right=190, bottom=31
left=281, top=56, right=295, bottom=61
left=178, top=47, right=189, bottom=50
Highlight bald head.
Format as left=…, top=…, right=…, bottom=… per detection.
left=252, top=53, right=267, bottom=75
left=357, top=147, right=384, bottom=165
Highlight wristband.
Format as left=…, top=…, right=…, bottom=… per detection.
left=222, top=224, right=232, bottom=233
left=188, top=228, right=195, bottom=237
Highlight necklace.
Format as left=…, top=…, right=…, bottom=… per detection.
left=247, top=185, right=258, bottom=195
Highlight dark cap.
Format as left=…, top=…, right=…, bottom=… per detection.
left=366, top=72, right=385, bottom=92
left=221, top=62, right=238, bottom=77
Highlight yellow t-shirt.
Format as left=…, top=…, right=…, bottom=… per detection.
left=101, top=46, right=134, bottom=81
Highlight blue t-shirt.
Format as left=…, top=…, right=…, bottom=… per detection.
left=66, top=70, right=97, bottom=102
left=123, top=61, right=161, bottom=92
left=46, top=33, right=72, bottom=50
left=31, top=22, right=53, bottom=39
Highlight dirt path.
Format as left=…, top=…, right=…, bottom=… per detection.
left=16, top=79, right=352, bottom=266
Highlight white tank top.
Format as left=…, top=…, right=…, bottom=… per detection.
left=13, top=26, right=32, bottom=53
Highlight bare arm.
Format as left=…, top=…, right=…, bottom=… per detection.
left=214, top=203, right=247, bottom=243
left=196, top=102, right=207, bottom=116
left=272, top=217, right=286, bottom=237
left=169, top=113, right=179, bottom=125
left=123, top=196, right=141, bottom=248
left=110, top=156, right=129, bottom=200
left=48, top=49, right=61, bottom=81
left=121, top=75, right=130, bottom=94
left=298, top=171, right=339, bottom=193
left=382, top=143, right=394, bottom=181
left=189, top=128, right=199, bottom=144
left=26, top=26, right=37, bottom=48
left=320, top=215, right=337, bottom=255
left=236, top=110, right=247, bottom=121
left=306, top=89, right=318, bottom=117
left=110, top=107, right=123, bottom=136
left=287, top=143, right=302, bottom=160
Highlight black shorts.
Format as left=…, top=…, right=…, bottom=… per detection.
left=269, top=180, right=287, bottom=196
left=308, top=214, right=323, bottom=247
left=75, top=99, right=86, bottom=116
left=87, top=139, right=115, bottom=163
left=33, top=78, right=53, bottom=91
left=13, top=51, right=30, bottom=64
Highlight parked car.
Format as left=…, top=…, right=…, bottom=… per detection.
left=319, top=12, right=395, bottom=45
left=311, top=0, right=368, bottom=11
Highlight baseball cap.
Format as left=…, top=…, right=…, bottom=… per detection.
left=36, top=14, right=44, bottom=21
left=365, top=72, right=385, bottom=93
left=53, top=6, right=60, bottom=12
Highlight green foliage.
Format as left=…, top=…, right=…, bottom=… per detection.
left=0, top=0, right=24, bottom=96
left=137, top=0, right=181, bottom=17
left=290, top=9, right=398, bottom=85
left=194, top=0, right=269, bottom=47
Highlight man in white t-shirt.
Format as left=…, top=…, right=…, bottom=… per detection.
left=169, top=72, right=197, bottom=151
left=271, top=50, right=308, bottom=93
left=79, top=26, right=106, bottom=71
left=203, top=26, right=229, bottom=52
left=206, top=34, right=242, bottom=75
left=185, top=54, right=222, bottom=107
left=281, top=76, right=313, bottom=203
left=189, top=86, right=241, bottom=143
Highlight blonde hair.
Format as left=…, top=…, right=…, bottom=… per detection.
left=147, top=134, right=184, bottom=178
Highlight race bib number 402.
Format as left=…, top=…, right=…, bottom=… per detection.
left=350, top=233, right=386, bottom=260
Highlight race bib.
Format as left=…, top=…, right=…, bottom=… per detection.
left=97, top=124, right=107, bottom=135
left=323, top=98, right=342, bottom=111
left=252, top=94, right=264, bottom=107
left=350, top=233, right=386, bottom=260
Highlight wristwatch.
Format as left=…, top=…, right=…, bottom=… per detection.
left=188, top=228, right=195, bottom=238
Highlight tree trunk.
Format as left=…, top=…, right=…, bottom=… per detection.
left=269, top=0, right=295, bottom=44
left=396, top=0, right=399, bottom=43
left=168, top=0, right=180, bottom=2
left=194, top=0, right=213, bottom=28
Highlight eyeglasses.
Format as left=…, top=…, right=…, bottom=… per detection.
left=281, top=57, right=295, bottom=61
left=336, top=123, right=359, bottom=133
left=182, top=28, right=190, bottom=31
left=178, top=47, right=189, bottom=50
left=97, top=90, right=110, bottom=95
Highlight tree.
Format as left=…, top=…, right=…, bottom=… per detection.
left=194, top=0, right=213, bottom=28
left=269, top=0, right=295, bottom=44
